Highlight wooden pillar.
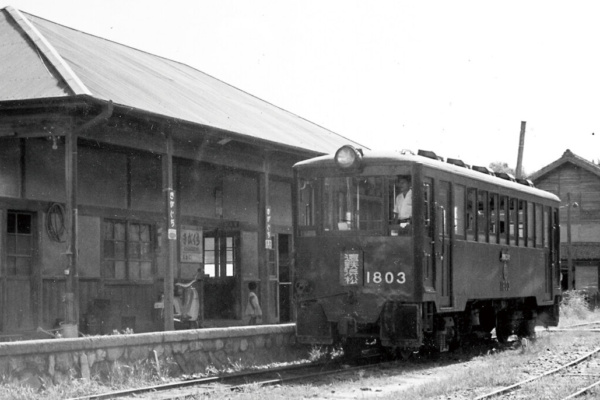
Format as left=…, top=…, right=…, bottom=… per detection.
left=567, top=192, right=574, bottom=290
left=64, top=129, right=79, bottom=330
left=258, top=155, right=271, bottom=323
left=162, top=132, right=176, bottom=331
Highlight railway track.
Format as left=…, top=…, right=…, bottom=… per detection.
left=475, top=323, right=600, bottom=399
left=66, top=354, right=388, bottom=400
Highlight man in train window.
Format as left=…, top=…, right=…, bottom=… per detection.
left=394, top=176, right=412, bottom=227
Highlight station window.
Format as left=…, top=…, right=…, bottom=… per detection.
left=103, top=220, right=154, bottom=281
left=477, top=191, right=488, bottom=242
left=466, top=188, right=476, bottom=241
left=6, top=211, right=34, bottom=276
left=454, top=184, right=465, bottom=238
left=204, top=232, right=237, bottom=278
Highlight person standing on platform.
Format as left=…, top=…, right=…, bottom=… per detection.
left=245, top=282, right=262, bottom=325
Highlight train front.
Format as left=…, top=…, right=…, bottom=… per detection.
left=293, top=146, right=422, bottom=352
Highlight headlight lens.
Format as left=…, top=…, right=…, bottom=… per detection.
left=335, top=146, right=362, bottom=169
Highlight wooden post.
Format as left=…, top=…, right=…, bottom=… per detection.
left=64, top=129, right=79, bottom=331
left=162, top=132, right=176, bottom=331
left=258, top=155, right=271, bottom=323
left=567, top=192, right=574, bottom=290
left=515, top=121, right=526, bottom=179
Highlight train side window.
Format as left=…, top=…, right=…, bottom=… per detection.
left=518, top=200, right=526, bottom=246
left=535, top=203, right=543, bottom=247
left=477, top=190, right=488, bottom=242
left=297, top=178, right=317, bottom=236
left=454, top=184, right=465, bottom=238
left=466, top=188, right=476, bottom=241
left=489, top=193, right=498, bottom=243
left=509, top=198, right=517, bottom=246
left=543, top=207, right=550, bottom=248
left=499, top=196, right=508, bottom=245
left=423, top=181, right=432, bottom=234
left=527, top=202, right=534, bottom=247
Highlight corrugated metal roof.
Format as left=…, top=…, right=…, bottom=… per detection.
left=0, top=6, right=364, bottom=155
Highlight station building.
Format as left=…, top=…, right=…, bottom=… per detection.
left=531, top=150, right=600, bottom=294
left=0, top=6, right=364, bottom=337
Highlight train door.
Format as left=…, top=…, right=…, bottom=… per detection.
left=422, top=179, right=435, bottom=291
left=436, top=181, right=452, bottom=308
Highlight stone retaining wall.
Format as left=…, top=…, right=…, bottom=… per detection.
left=0, top=324, right=307, bottom=388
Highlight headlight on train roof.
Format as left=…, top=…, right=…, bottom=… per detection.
left=335, top=145, right=363, bottom=169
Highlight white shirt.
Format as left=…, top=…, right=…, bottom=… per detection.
left=394, top=189, right=413, bottom=220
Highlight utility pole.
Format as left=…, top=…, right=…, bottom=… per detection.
left=515, top=121, right=526, bottom=179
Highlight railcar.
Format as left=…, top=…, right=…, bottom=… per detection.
left=292, top=145, right=561, bottom=354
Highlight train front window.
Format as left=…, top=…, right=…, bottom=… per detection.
left=322, top=176, right=385, bottom=232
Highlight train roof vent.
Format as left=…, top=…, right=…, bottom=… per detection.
left=418, top=149, right=444, bottom=161
left=517, top=178, right=535, bottom=187
left=472, top=165, right=496, bottom=176
left=496, top=172, right=516, bottom=182
left=446, top=158, right=470, bottom=168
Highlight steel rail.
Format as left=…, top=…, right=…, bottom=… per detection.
left=474, top=347, right=600, bottom=400
left=65, top=361, right=319, bottom=400
left=562, top=379, right=600, bottom=399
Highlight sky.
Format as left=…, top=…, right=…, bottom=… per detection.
left=3, top=0, right=600, bottom=175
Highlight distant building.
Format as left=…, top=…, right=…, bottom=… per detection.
left=0, top=6, right=364, bottom=337
left=530, top=150, right=600, bottom=293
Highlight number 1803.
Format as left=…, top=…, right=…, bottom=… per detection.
left=366, top=271, right=406, bottom=284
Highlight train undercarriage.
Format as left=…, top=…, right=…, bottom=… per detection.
left=297, top=297, right=560, bottom=357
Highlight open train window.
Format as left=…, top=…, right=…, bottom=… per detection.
left=466, top=188, right=476, bottom=241
left=489, top=193, right=498, bottom=243
left=499, top=196, right=508, bottom=245
left=518, top=200, right=526, bottom=246
left=423, top=180, right=432, bottom=236
left=535, top=204, right=543, bottom=247
left=453, top=184, right=465, bottom=238
left=297, top=178, right=317, bottom=237
left=477, top=191, right=488, bottom=242
left=527, top=202, right=534, bottom=247
left=509, top=198, right=517, bottom=246
left=322, top=176, right=385, bottom=233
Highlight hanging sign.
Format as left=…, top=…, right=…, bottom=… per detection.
left=265, top=205, right=272, bottom=249
left=180, top=225, right=203, bottom=263
left=167, top=189, right=177, bottom=240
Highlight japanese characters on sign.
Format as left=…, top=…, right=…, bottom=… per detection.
left=340, top=249, right=362, bottom=286
left=167, top=189, right=177, bottom=240
left=265, top=205, right=272, bottom=249
left=180, top=225, right=203, bottom=263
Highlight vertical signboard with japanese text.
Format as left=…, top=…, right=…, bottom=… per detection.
left=340, top=249, right=362, bottom=286
left=167, top=189, right=177, bottom=240
left=265, top=205, right=272, bottom=249
left=180, top=225, right=203, bottom=263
